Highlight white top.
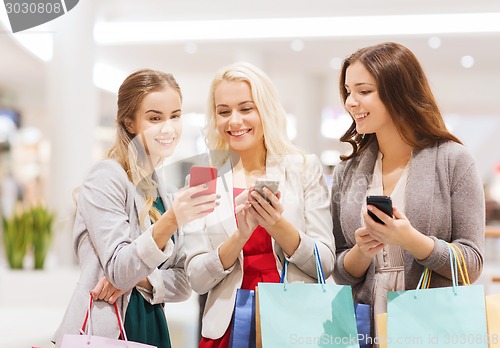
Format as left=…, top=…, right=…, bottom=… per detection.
left=365, top=152, right=411, bottom=344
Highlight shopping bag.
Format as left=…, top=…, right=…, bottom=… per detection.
left=229, top=289, right=256, bottom=348
left=255, top=287, right=262, bottom=348
left=257, top=244, right=359, bottom=348
left=375, top=313, right=388, bottom=348
left=60, top=295, right=156, bottom=348
left=386, top=242, right=488, bottom=347
left=354, top=303, right=371, bottom=348
left=486, top=294, right=500, bottom=348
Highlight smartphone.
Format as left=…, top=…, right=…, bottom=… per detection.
left=189, top=166, right=218, bottom=198
left=254, top=178, right=279, bottom=203
left=366, top=195, right=393, bottom=224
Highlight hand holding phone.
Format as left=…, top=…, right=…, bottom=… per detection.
left=189, top=166, right=218, bottom=198
left=253, top=178, right=279, bottom=203
left=366, top=195, right=393, bottom=224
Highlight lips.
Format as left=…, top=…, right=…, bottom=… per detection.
left=353, top=112, right=369, bottom=119
left=155, top=137, right=175, bottom=145
left=227, top=129, right=251, bottom=137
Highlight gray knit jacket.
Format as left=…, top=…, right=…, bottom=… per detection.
left=331, top=140, right=485, bottom=305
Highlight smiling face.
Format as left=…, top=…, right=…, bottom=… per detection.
left=126, top=87, right=182, bottom=165
left=344, top=61, right=394, bottom=136
left=214, top=79, right=265, bottom=157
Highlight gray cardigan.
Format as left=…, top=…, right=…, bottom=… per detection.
left=331, top=141, right=485, bottom=305
left=53, top=159, right=190, bottom=346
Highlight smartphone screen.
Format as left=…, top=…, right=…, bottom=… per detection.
left=254, top=178, right=279, bottom=203
left=189, top=166, right=218, bottom=198
left=366, top=195, right=393, bottom=224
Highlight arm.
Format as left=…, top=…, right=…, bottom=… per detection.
left=331, top=161, right=371, bottom=286
left=419, top=160, right=485, bottom=282
left=252, top=155, right=335, bottom=280
left=183, top=189, right=255, bottom=294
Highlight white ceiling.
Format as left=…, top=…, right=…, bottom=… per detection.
left=1, top=0, right=500, bottom=124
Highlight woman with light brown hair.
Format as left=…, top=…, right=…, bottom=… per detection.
left=53, top=69, right=219, bottom=348
left=331, top=42, right=484, bottom=343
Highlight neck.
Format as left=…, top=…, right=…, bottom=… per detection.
left=231, top=149, right=267, bottom=177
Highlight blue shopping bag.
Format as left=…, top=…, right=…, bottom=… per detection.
left=257, top=244, right=360, bottom=348
left=387, top=243, right=488, bottom=348
left=229, top=289, right=256, bottom=348
left=354, top=303, right=371, bottom=348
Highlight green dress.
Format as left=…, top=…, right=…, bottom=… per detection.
left=123, top=195, right=172, bottom=348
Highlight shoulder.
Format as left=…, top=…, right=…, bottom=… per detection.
left=82, top=159, right=130, bottom=190
left=433, top=141, right=476, bottom=175
left=283, top=153, right=321, bottom=168
left=436, top=141, right=474, bottom=163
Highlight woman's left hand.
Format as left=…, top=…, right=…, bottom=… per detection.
left=363, top=205, right=416, bottom=246
left=247, top=187, right=284, bottom=229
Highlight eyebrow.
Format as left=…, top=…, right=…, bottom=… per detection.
left=344, top=82, right=375, bottom=88
left=215, top=101, right=255, bottom=108
left=145, top=109, right=182, bottom=115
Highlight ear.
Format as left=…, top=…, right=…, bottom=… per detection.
left=124, top=119, right=135, bottom=134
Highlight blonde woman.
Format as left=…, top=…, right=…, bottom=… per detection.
left=183, top=62, right=335, bottom=347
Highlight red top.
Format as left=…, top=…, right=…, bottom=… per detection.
left=198, top=188, right=280, bottom=348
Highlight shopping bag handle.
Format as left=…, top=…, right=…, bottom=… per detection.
left=279, top=243, right=326, bottom=285
left=416, top=241, right=469, bottom=293
left=81, top=294, right=128, bottom=341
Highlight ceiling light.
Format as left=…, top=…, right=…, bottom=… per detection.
left=461, top=55, right=475, bottom=68
left=329, top=57, right=342, bottom=70
left=95, top=13, right=500, bottom=44
left=184, top=42, right=198, bottom=54
left=428, top=36, right=442, bottom=49
left=290, top=39, right=304, bottom=52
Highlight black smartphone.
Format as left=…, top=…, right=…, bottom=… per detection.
left=366, top=195, right=393, bottom=224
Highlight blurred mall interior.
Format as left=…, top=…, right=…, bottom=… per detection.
left=1, top=0, right=500, bottom=347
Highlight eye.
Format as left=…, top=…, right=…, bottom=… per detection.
left=217, top=109, right=231, bottom=117
left=171, top=113, right=182, bottom=119
left=360, top=90, right=372, bottom=95
left=241, top=107, right=253, bottom=113
left=150, top=116, right=162, bottom=121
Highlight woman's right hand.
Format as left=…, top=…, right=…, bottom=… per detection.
left=354, top=226, right=384, bottom=260
left=171, top=185, right=220, bottom=225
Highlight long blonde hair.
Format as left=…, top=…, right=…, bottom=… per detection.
left=204, top=62, right=302, bottom=166
left=108, top=69, right=182, bottom=227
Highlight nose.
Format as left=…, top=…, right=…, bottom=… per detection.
left=160, top=120, right=175, bottom=134
left=345, top=93, right=358, bottom=109
left=228, top=111, right=243, bottom=127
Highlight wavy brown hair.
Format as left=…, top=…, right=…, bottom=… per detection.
left=108, top=69, right=182, bottom=226
left=338, top=42, right=461, bottom=160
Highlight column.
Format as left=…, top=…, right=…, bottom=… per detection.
left=46, top=0, right=98, bottom=266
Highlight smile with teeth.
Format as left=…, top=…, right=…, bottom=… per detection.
left=156, top=138, right=175, bottom=145
left=228, top=129, right=251, bottom=137
left=353, top=113, right=369, bottom=119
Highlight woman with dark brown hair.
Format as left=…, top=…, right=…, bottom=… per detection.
left=53, top=69, right=219, bottom=348
left=331, top=42, right=484, bottom=342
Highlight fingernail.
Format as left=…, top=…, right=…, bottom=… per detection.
left=366, top=206, right=373, bottom=211
left=216, top=202, right=220, bottom=206
left=216, top=194, right=221, bottom=198
left=203, top=184, right=208, bottom=188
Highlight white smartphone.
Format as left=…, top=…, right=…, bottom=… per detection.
left=254, top=178, right=279, bottom=203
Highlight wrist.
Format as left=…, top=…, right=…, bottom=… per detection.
left=165, top=208, right=179, bottom=230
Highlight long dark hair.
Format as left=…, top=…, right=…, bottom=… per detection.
left=338, top=42, right=461, bottom=160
